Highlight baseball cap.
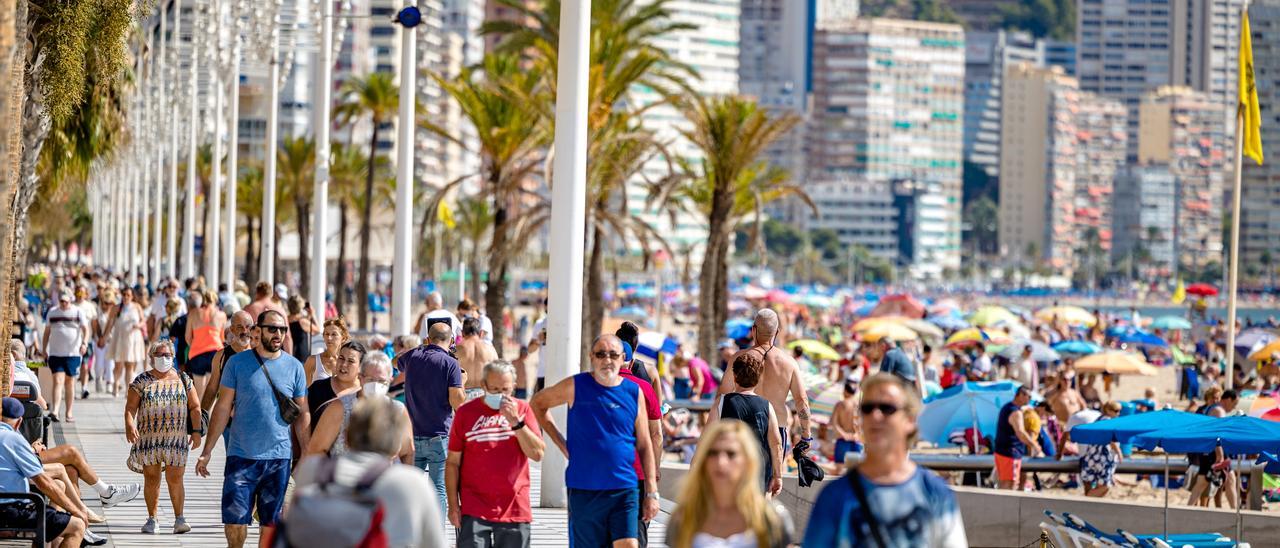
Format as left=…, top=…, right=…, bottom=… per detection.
left=1, top=397, right=23, bottom=419
left=274, top=283, right=288, bottom=299
left=58, top=291, right=72, bottom=302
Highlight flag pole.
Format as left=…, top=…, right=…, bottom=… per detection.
left=1225, top=108, right=1244, bottom=390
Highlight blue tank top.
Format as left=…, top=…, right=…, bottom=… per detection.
left=994, top=401, right=1025, bottom=458
left=566, top=372, right=639, bottom=490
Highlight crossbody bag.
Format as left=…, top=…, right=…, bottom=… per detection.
left=252, top=350, right=303, bottom=424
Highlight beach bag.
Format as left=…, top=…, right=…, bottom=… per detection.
left=272, top=457, right=392, bottom=548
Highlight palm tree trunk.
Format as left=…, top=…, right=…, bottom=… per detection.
left=334, top=199, right=349, bottom=317
left=714, top=240, right=731, bottom=343
left=295, top=202, right=310, bottom=300
left=697, top=233, right=722, bottom=363
left=485, top=194, right=509, bottom=357
left=467, top=241, right=481, bottom=305
left=245, top=216, right=257, bottom=285
left=356, top=124, right=378, bottom=329
left=273, top=223, right=282, bottom=286
left=583, top=221, right=604, bottom=371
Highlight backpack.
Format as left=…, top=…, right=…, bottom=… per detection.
left=271, top=457, right=393, bottom=548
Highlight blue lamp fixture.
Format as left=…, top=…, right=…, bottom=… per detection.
left=394, top=6, right=421, bottom=28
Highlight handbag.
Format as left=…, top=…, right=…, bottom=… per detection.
left=252, top=350, right=303, bottom=425
left=847, top=468, right=890, bottom=548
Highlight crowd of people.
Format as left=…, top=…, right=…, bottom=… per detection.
left=7, top=263, right=1279, bottom=547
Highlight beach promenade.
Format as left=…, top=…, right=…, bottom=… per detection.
left=55, top=393, right=666, bottom=547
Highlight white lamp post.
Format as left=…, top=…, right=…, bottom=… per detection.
left=310, top=0, right=334, bottom=316
left=390, top=4, right=420, bottom=336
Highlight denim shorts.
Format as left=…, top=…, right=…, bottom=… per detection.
left=46, top=355, right=81, bottom=376
left=222, top=456, right=290, bottom=526
left=568, top=487, right=638, bottom=545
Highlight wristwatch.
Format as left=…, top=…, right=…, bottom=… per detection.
left=644, top=492, right=660, bottom=500
left=511, top=420, right=526, bottom=431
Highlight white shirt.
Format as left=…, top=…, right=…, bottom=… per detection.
left=148, top=292, right=187, bottom=320
left=1010, top=358, right=1037, bottom=390
left=44, top=305, right=86, bottom=357
left=12, top=362, right=40, bottom=399
left=1065, top=409, right=1101, bottom=431
left=417, top=309, right=461, bottom=340
left=478, top=314, right=494, bottom=344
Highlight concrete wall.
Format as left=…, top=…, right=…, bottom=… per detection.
left=658, top=463, right=1280, bottom=546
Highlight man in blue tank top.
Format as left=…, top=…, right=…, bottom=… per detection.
left=531, top=334, right=659, bottom=547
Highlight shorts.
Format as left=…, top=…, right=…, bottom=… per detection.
left=673, top=378, right=692, bottom=399
left=459, top=516, right=531, bottom=548
left=187, top=350, right=217, bottom=376
left=834, top=439, right=863, bottom=461
left=0, top=499, right=72, bottom=538
left=568, top=487, right=638, bottom=544
left=222, top=456, right=291, bottom=526
left=46, top=355, right=81, bottom=376
left=995, top=453, right=1022, bottom=482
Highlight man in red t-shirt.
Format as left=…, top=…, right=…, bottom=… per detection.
left=620, top=342, right=662, bottom=547
left=446, top=359, right=545, bottom=546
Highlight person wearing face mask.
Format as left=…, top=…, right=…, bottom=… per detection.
left=447, top=360, right=544, bottom=547
left=124, top=339, right=203, bottom=534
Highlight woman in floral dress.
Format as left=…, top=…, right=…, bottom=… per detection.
left=125, top=340, right=203, bottom=535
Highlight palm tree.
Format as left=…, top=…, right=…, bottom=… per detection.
left=335, top=73, right=398, bottom=329
left=237, top=162, right=265, bottom=284
left=328, top=143, right=369, bottom=318
left=278, top=136, right=315, bottom=299
left=666, top=95, right=803, bottom=362
left=422, top=53, right=549, bottom=354
left=453, top=196, right=493, bottom=302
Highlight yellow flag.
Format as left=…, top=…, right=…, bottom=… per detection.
left=1240, top=9, right=1264, bottom=165
left=438, top=200, right=456, bottom=230
left=1172, top=278, right=1186, bottom=305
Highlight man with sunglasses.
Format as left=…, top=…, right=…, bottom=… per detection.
left=716, top=309, right=813, bottom=457
left=531, top=335, right=659, bottom=548
left=804, top=373, right=968, bottom=547
left=196, top=310, right=310, bottom=548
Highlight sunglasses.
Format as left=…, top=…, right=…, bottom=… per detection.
left=860, top=402, right=901, bottom=416
left=258, top=325, right=288, bottom=334
left=593, top=351, right=623, bottom=360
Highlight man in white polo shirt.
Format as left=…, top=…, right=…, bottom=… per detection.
left=42, top=291, right=88, bottom=421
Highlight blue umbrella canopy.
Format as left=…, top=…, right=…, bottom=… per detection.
left=1070, top=409, right=1215, bottom=445
left=1132, top=415, right=1280, bottom=454
left=1052, top=340, right=1103, bottom=356
left=1118, top=331, right=1168, bottom=347
left=927, top=314, right=969, bottom=330
left=725, top=318, right=753, bottom=340
left=918, top=381, right=1021, bottom=446
left=1257, top=452, right=1280, bottom=474
left=1149, top=316, right=1192, bottom=330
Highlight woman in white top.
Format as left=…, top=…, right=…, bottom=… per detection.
left=305, top=317, right=350, bottom=385
left=103, top=287, right=146, bottom=398
left=665, top=420, right=794, bottom=548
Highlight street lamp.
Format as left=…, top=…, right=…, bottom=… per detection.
left=389, top=4, right=419, bottom=336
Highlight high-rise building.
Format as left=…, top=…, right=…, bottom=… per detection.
left=739, top=0, right=812, bottom=223
left=1241, top=0, right=1280, bottom=273
left=1076, top=0, right=1243, bottom=161
left=1112, top=166, right=1177, bottom=276
left=438, top=0, right=485, bottom=193
left=808, top=18, right=965, bottom=278
left=963, top=31, right=1048, bottom=187
left=1137, top=86, right=1228, bottom=274
left=999, top=63, right=1125, bottom=273
left=815, top=0, right=858, bottom=28
left=807, top=177, right=899, bottom=262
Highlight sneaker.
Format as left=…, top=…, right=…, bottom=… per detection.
left=141, top=517, right=156, bottom=534
left=83, top=530, right=109, bottom=545
left=80, top=389, right=89, bottom=400
left=100, top=483, right=140, bottom=508
left=173, top=517, right=191, bottom=534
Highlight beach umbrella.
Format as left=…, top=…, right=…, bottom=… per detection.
left=901, top=319, right=944, bottom=341
left=1052, top=340, right=1103, bottom=356
left=1186, top=283, right=1218, bottom=297
left=1132, top=414, right=1280, bottom=455
left=968, top=305, right=1020, bottom=328
left=794, top=294, right=834, bottom=308
left=997, top=339, right=1061, bottom=363
left=725, top=318, right=753, bottom=340
left=917, top=381, right=1020, bottom=446
left=635, top=331, right=679, bottom=362
left=862, top=323, right=920, bottom=343
left=738, top=285, right=767, bottom=300
left=1150, top=316, right=1192, bottom=330
left=1236, top=328, right=1277, bottom=357
left=927, top=314, right=969, bottom=330
left=945, top=327, right=1010, bottom=349
left=1034, top=306, right=1097, bottom=327
left=1118, top=331, right=1168, bottom=348
left=869, top=293, right=927, bottom=319
left=1070, top=409, right=1216, bottom=445
left=992, top=320, right=1031, bottom=339
left=787, top=339, right=841, bottom=361
left=928, top=298, right=961, bottom=317
left=1247, top=339, right=1280, bottom=362
left=764, top=289, right=790, bottom=303
left=852, top=316, right=908, bottom=332
left=1073, top=352, right=1158, bottom=376
left=1257, top=407, right=1280, bottom=422
left=613, top=305, right=648, bottom=319
left=807, top=381, right=844, bottom=419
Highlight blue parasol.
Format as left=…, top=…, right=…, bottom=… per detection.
left=1070, top=409, right=1215, bottom=445
left=1052, top=340, right=1103, bottom=356
left=725, top=318, right=753, bottom=340
left=1118, top=331, right=1168, bottom=348
left=1131, top=415, right=1280, bottom=454
left=918, top=381, right=1020, bottom=446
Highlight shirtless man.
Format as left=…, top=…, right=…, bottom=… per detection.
left=1047, top=374, right=1087, bottom=425
left=830, top=380, right=862, bottom=464
left=454, top=316, right=497, bottom=398
left=716, top=308, right=813, bottom=453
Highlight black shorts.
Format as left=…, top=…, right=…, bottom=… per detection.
left=0, top=499, right=73, bottom=538
left=187, top=350, right=217, bottom=376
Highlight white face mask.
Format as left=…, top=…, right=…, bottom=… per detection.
left=483, top=392, right=505, bottom=410
left=362, top=382, right=389, bottom=399
left=152, top=356, right=174, bottom=373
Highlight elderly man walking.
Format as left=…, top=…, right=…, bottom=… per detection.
left=532, top=335, right=659, bottom=548
left=717, top=309, right=813, bottom=455
left=447, top=360, right=544, bottom=547
left=400, top=322, right=466, bottom=517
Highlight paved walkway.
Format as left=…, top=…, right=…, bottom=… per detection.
left=55, top=392, right=666, bottom=547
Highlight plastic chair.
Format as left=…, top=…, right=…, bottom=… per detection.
left=8, top=380, right=47, bottom=445
left=0, top=492, right=46, bottom=547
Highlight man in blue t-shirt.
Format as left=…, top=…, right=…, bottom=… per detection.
left=197, top=309, right=309, bottom=548
left=865, top=337, right=924, bottom=395
left=805, top=374, right=968, bottom=547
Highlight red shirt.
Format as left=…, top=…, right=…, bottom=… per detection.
left=620, top=368, right=660, bottom=481
left=446, top=397, right=541, bottom=522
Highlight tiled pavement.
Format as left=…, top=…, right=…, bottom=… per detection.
left=52, top=393, right=666, bottom=547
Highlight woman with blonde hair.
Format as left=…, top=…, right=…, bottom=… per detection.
left=103, top=286, right=146, bottom=397
left=305, top=317, right=351, bottom=385
left=665, top=420, right=794, bottom=548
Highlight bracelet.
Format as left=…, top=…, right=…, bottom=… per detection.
left=511, top=420, right=526, bottom=431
